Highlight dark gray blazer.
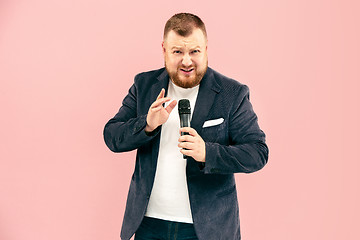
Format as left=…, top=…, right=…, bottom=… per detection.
left=103, top=67, right=268, bottom=240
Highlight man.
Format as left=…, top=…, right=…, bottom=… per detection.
left=104, top=13, right=268, bottom=240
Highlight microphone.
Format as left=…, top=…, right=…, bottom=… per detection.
left=178, top=99, right=191, bottom=158
left=178, top=99, right=191, bottom=135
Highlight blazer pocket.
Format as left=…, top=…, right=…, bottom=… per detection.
left=216, top=185, right=236, bottom=197
left=201, top=119, right=227, bottom=143
left=202, top=118, right=225, bottom=128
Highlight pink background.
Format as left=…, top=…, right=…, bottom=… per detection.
left=1, top=0, right=359, bottom=239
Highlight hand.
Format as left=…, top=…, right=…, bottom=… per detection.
left=178, top=127, right=206, bottom=162
left=145, top=88, right=177, bottom=132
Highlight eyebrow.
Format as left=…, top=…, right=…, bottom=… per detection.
left=171, top=46, right=183, bottom=50
left=170, top=46, right=201, bottom=50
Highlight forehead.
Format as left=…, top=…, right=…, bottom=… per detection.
left=164, top=28, right=207, bottom=48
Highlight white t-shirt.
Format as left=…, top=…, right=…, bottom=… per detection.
left=145, top=80, right=199, bottom=223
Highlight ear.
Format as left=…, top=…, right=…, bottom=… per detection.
left=162, top=41, right=166, bottom=54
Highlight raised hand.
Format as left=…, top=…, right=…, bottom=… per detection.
left=145, top=88, right=177, bottom=133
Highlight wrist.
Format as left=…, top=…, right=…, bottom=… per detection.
left=145, top=124, right=155, bottom=133
left=144, top=125, right=160, bottom=136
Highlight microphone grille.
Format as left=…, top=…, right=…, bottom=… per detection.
left=178, top=99, right=191, bottom=114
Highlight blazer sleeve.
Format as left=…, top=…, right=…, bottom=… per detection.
left=103, top=80, right=159, bottom=153
left=203, top=85, right=269, bottom=174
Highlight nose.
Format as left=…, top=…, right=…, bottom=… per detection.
left=182, top=53, right=192, bottom=67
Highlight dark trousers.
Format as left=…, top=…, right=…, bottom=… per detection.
left=135, top=216, right=199, bottom=240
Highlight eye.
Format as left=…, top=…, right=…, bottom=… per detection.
left=192, top=50, right=200, bottom=54
left=173, top=50, right=182, bottom=54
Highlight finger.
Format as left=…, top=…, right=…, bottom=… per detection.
left=180, top=148, right=194, bottom=157
left=178, top=141, right=195, bottom=149
left=178, top=135, right=194, bottom=143
left=165, top=100, right=177, bottom=113
left=180, top=127, right=198, bottom=136
left=180, top=147, right=205, bottom=162
left=156, top=88, right=165, bottom=100
left=151, top=97, right=171, bottom=108
left=150, top=106, right=163, bottom=112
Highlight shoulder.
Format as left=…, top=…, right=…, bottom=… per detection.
left=133, top=67, right=166, bottom=85
left=208, top=67, right=250, bottom=97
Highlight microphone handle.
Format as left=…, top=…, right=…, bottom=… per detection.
left=180, top=113, right=191, bottom=158
left=180, top=113, right=191, bottom=135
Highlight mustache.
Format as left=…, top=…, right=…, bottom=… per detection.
left=178, top=66, right=195, bottom=69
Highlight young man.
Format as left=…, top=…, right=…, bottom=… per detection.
left=104, top=13, right=268, bottom=240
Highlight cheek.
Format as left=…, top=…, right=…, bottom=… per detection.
left=199, top=57, right=207, bottom=67
left=192, top=55, right=205, bottom=65
left=169, top=58, right=181, bottom=67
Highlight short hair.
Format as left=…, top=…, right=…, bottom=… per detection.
left=164, top=13, right=207, bottom=40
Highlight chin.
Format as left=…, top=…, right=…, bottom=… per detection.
left=166, top=67, right=203, bottom=88
left=179, top=76, right=195, bottom=83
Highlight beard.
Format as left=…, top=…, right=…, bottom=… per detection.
left=165, top=60, right=208, bottom=89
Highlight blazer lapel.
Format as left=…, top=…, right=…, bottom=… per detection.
left=150, top=68, right=170, bottom=102
left=191, top=67, right=221, bottom=134
left=186, top=67, right=221, bottom=176
left=149, top=69, right=169, bottom=169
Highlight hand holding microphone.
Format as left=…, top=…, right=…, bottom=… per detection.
left=178, top=99, right=206, bottom=162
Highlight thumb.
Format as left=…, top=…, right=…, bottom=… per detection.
left=165, top=100, right=177, bottom=113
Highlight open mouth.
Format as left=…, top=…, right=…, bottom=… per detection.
left=180, top=68, right=194, bottom=73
